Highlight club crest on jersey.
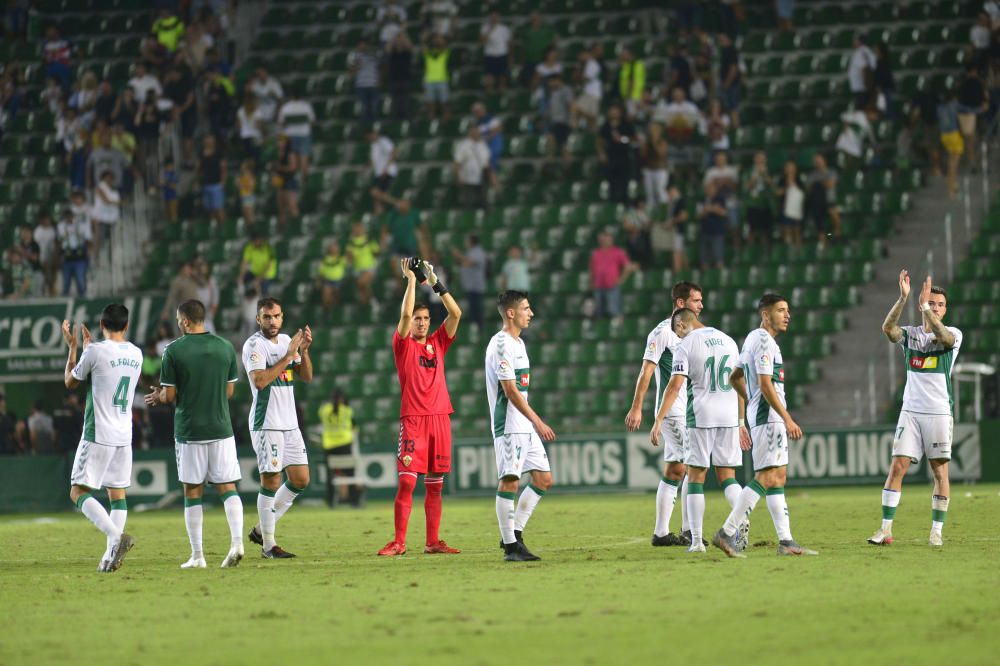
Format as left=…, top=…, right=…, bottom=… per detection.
left=271, top=458, right=278, bottom=467
left=402, top=455, right=412, bottom=467
left=910, top=356, right=937, bottom=370
left=426, top=344, right=434, bottom=355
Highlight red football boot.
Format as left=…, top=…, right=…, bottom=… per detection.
left=424, top=540, right=461, bottom=554
left=378, top=540, right=407, bottom=556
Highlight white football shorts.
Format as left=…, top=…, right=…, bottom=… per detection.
left=893, top=411, right=953, bottom=462
left=175, top=436, right=242, bottom=485
left=686, top=426, right=742, bottom=469
left=750, top=422, right=788, bottom=471
left=70, top=439, right=132, bottom=490
left=252, top=428, right=308, bottom=473
left=494, top=432, right=551, bottom=479
left=660, top=417, right=689, bottom=463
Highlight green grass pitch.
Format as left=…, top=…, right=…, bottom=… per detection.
left=2, top=485, right=998, bottom=665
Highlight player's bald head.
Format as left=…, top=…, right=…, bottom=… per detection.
left=671, top=308, right=697, bottom=329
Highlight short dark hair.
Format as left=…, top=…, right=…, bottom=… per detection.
left=672, top=281, right=703, bottom=304
left=758, top=293, right=789, bottom=313
left=497, top=290, right=528, bottom=317
left=177, top=299, right=206, bottom=324
left=257, top=297, right=282, bottom=313
left=671, top=307, right=697, bottom=329
left=101, top=303, right=129, bottom=332
left=931, top=286, right=948, bottom=302
left=413, top=302, right=431, bottom=316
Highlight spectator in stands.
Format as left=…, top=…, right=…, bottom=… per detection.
left=93, top=79, right=118, bottom=126
left=128, top=62, right=162, bottom=104
left=367, top=126, right=398, bottom=215
left=544, top=73, right=574, bottom=172
left=972, top=11, right=992, bottom=65
left=204, top=67, right=235, bottom=140
left=152, top=10, right=185, bottom=54
left=0, top=394, right=18, bottom=455
left=705, top=99, right=731, bottom=154
left=41, top=76, right=64, bottom=117
left=472, top=102, right=503, bottom=171
left=938, top=87, right=963, bottom=200
left=805, top=153, right=841, bottom=246
left=238, top=160, right=256, bottom=229
left=140, top=341, right=162, bottom=391
left=385, top=29, right=415, bottom=120
left=249, top=67, right=283, bottom=124
left=197, top=134, right=226, bottom=224
left=874, top=42, right=895, bottom=118
left=181, top=19, right=212, bottom=73
left=836, top=104, right=877, bottom=169
left=153, top=321, right=174, bottom=357
left=663, top=184, right=689, bottom=273
left=348, top=37, right=380, bottom=123
left=162, top=261, right=200, bottom=325
left=377, top=0, right=407, bottom=45
left=639, top=122, right=668, bottom=209
left=717, top=31, right=743, bottom=126
left=665, top=42, right=693, bottom=97
left=451, top=234, right=488, bottom=329
left=347, top=222, right=380, bottom=307
left=70, top=71, right=99, bottom=128
left=318, top=241, right=347, bottom=315
left=654, top=86, right=704, bottom=145
left=241, top=235, right=277, bottom=296
left=17, top=225, right=42, bottom=296
left=236, top=93, right=264, bottom=166
left=163, top=64, right=197, bottom=166
left=86, top=128, right=128, bottom=192
left=453, top=124, right=494, bottom=210
left=42, top=26, right=73, bottom=91
left=848, top=35, right=876, bottom=109
left=134, top=90, right=161, bottom=192
left=91, top=170, right=120, bottom=265
left=192, top=257, right=220, bottom=333
left=422, top=35, right=451, bottom=121
left=622, top=199, right=652, bottom=267
left=957, top=64, right=989, bottom=168
left=381, top=197, right=423, bottom=284
left=110, top=122, right=136, bottom=193
left=518, top=12, right=556, bottom=89
left=161, top=157, right=179, bottom=223
left=481, top=11, right=513, bottom=95
left=745, top=150, right=775, bottom=249
left=617, top=48, right=646, bottom=120
left=278, top=84, right=315, bottom=178
left=423, top=0, right=457, bottom=39
left=589, top=231, right=635, bottom=326
left=704, top=150, right=741, bottom=249
left=52, top=391, right=84, bottom=455
left=274, top=133, right=299, bottom=229
left=110, top=86, right=137, bottom=134
left=34, top=212, right=57, bottom=296
left=533, top=46, right=563, bottom=120
left=4, top=246, right=33, bottom=299
left=573, top=43, right=603, bottom=132
left=697, top=180, right=728, bottom=271
left=597, top=105, right=636, bottom=205
left=499, top=245, right=533, bottom=292
left=58, top=203, right=90, bottom=296
left=27, top=401, right=56, bottom=455
left=776, top=160, right=805, bottom=249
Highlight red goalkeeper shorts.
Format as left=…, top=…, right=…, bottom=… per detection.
left=397, top=414, right=452, bottom=474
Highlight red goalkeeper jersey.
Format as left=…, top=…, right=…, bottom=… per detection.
left=393, top=327, right=455, bottom=417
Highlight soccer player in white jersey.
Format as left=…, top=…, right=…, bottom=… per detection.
left=650, top=309, right=746, bottom=552
left=62, top=303, right=142, bottom=572
left=486, top=290, right=557, bottom=561
left=870, top=271, right=962, bottom=546
left=243, top=297, right=313, bottom=559
left=712, top=294, right=817, bottom=557
left=625, top=281, right=704, bottom=547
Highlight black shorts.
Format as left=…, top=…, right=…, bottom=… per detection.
left=484, top=55, right=509, bottom=78
left=372, top=174, right=394, bottom=192
left=550, top=122, right=570, bottom=147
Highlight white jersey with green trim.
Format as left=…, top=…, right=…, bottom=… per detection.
left=242, top=331, right=301, bottom=431
left=71, top=339, right=143, bottom=447
left=485, top=330, right=533, bottom=437
left=670, top=326, right=740, bottom=428
left=740, top=328, right=786, bottom=427
left=642, top=319, right=687, bottom=419
left=898, top=325, right=962, bottom=415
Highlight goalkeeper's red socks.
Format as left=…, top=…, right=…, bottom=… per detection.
left=393, top=472, right=418, bottom=544
left=424, top=476, right=444, bottom=545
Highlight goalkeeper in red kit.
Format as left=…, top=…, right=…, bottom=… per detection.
left=378, top=257, right=463, bottom=556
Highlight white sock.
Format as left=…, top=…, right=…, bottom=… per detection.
left=686, top=488, right=705, bottom=545
left=257, top=490, right=277, bottom=551
left=722, top=483, right=764, bottom=536
left=496, top=492, right=516, bottom=545
left=766, top=489, right=792, bottom=541
left=108, top=502, right=127, bottom=559
left=514, top=484, right=544, bottom=532
left=79, top=496, right=121, bottom=541
left=931, top=495, right=948, bottom=535
left=722, top=480, right=742, bottom=508
left=184, top=501, right=204, bottom=557
left=881, top=488, right=901, bottom=532
left=680, top=476, right=689, bottom=532
left=222, top=492, right=244, bottom=547
left=272, top=482, right=302, bottom=524
left=654, top=478, right=680, bottom=537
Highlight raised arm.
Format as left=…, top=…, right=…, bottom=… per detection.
left=62, top=320, right=80, bottom=389
left=918, top=275, right=956, bottom=348
left=500, top=379, right=555, bottom=441
left=297, top=326, right=314, bottom=383
left=397, top=258, right=417, bottom=337
left=625, top=360, right=656, bottom=431
left=881, top=269, right=909, bottom=343
left=420, top=259, right=461, bottom=337
left=248, top=330, right=304, bottom=390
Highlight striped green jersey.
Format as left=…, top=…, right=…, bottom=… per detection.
left=898, top=325, right=963, bottom=415
left=642, top=318, right=687, bottom=419
left=740, top=328, right=785, bottom=427
left=71, top=339, right=143, bottom=446
left=485, top=330, right=532, bottom=437
left=242, top=331, right=301, bottom=431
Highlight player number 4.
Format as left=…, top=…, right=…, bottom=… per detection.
left=704, top=354, right=733, bottom=393
left=112, top=377, right=131, bottom=414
